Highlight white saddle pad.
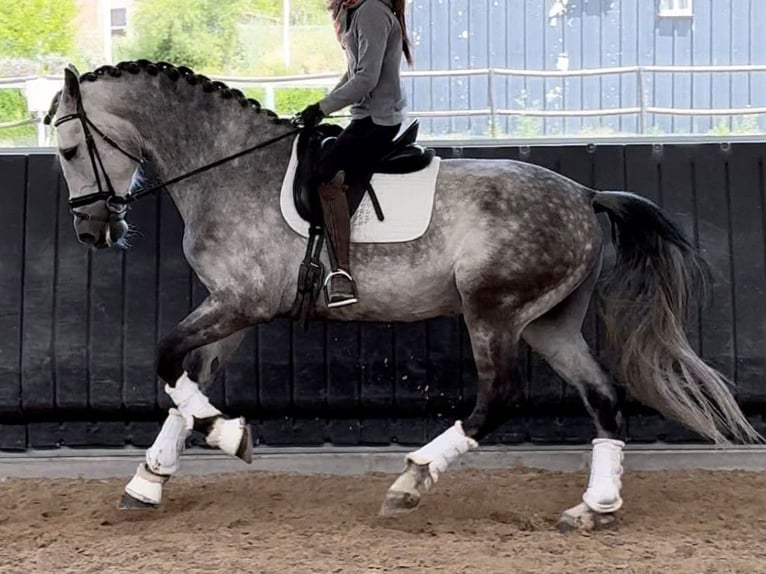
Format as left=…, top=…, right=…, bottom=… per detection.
left=279, top=136, right=441, bottom=243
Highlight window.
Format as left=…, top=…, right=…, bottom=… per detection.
left=111, top=7, right=127, bottom=37
left=659, top=0, right=693, bottom=18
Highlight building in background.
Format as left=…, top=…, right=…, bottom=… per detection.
left=75, top=0, right=134, bottom=64
left=402, top=0, right=766, bottom=137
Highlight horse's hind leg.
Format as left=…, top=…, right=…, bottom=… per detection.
left=381, top=302, right=525, bottom=515
left=122, top=297, right=253, bottom=509
left=523, top=260, right=625, bottom=532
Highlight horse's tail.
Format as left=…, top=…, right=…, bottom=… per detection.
left=592, top=191, right=761, bottom=445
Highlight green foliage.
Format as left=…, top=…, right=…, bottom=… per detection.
left=0, top=123, right=36, bottom=146
left=123, top=0, right=248, bottom=71
left=512, top=90, right=543, bottom=137
left=242, top=87, right=267, bottom=104
left=0, top=90, right=27, bottom=121
left=708, top=115, right=762, bottom=136
left=275, top=87, right=326, bottom=114
left=0, top=90, right=35, bottom=145
left=0, top=0, right=76, bottom=58
left=243, top=87, right=327, bottom=115
left=0, top=0, right=75, bottom=145
left=245, top=0, right=329, bottom=24
left=244, top=0, right=328, bottom=23
left=236, top=23, right=342, bottom=76
left=118, top=0, right=338, bottom=74
left=732, top=114, right=761, bottom=134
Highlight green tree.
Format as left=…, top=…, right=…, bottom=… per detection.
left=122, top=0, right=331, bottom=72
left=245, top=0, right=328, bottom=23
left=0, top=0, right=76, bottom=57
left=0, top=0, right=75, bottom=146
left=124, top=0, right=249, bottom=71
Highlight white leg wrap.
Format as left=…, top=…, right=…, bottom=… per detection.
left=145, top=409, right=189, bottom=476
left=582, top=438, right=624, bottom=514
left=165, top=372, right=221, bottom=429
left=206, top=417, right=246, bottom=457
left=405, top=421, right=478, bottom=484
left=125, top=463, right=168, bottom=506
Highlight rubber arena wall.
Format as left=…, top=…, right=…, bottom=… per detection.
left=1, top=143, right=765, bottom=450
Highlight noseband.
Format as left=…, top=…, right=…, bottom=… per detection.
left=54, top=99, right=144, bottom=219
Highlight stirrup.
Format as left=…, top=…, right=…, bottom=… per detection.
left=323, top=270, right=358, bottom=308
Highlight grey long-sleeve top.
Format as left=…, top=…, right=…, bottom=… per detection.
left=318, top=0, right=407, bottom=126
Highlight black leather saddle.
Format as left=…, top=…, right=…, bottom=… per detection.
left=292, top=119, right=435, bottom=227
left=291, top=120, right=435, bottom=327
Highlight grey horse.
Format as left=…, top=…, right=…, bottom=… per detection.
left=47, top=61, right=760, bottom=532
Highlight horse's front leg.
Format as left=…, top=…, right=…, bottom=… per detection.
left=121, top=295, right=253, bottom=509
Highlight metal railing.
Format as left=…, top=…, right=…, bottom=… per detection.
left=3, top=64, right=766, bottom=145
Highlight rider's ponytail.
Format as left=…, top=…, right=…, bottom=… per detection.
left=393, top=0, right=414, bottom=66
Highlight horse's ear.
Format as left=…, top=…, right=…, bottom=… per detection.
left=64, top=64, right=81, bottom=100
left=43, top=90, right=62, bottom=126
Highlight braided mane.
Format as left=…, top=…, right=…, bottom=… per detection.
left=48, top=59, right=290, bottom=126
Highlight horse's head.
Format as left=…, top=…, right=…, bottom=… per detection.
left=47, top=64, right=144, bottom=249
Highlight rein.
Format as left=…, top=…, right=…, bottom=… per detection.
left=55, top=99, right=300, bottom=213
left=122, top=128, right=300, bottom=204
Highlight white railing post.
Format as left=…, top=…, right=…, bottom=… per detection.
left=488, top=68, right=496, bottom=138
left=24, top=77, right=59, bottom=146
left=264, top=85, right=276, bottom=111
left=36, top=114, right=47, bottom=146
left=637, top=66, right=647, bottom=134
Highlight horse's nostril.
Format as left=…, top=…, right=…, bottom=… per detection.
left=77, top=232, right=97, bottom=245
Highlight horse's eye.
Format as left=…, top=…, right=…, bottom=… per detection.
left=61, top=146, right=78, bottom=161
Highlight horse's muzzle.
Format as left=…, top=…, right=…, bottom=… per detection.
left=74, top=216, right=128, bottom=249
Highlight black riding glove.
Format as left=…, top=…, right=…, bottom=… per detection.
left=296, top=103, right=325, bottom=128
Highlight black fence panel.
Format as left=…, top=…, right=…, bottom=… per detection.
left=1, top=143, right=765, bottom=450
left=0, top=156, right=26, bottom=419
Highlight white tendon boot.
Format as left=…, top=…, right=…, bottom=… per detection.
left=382, top=421, right=478, bottom=514
left=406, top=421, right=479, bottom=486
left=165, top=372, right=251, bottom=460
left=164, top=372, right=223, bottom=427
left=123, top=408, right=188, bottom=507
left=582, top=438, right=625, bottom=513
left=145, top=408, right=188, bottom=476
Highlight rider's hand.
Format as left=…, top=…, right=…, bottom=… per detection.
left=295, top=103, right=325, bottom=128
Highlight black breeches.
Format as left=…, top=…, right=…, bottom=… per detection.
left=316, top=117, right=400, bottom=188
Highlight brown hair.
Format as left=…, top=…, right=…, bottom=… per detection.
left=328, top=0, right=414, bottom=66
left=392, top=0, right=414, bottom=66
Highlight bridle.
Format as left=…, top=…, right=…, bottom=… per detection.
left=53, top=96, right=301, bottom=221
left=54, top=98, right=144, bottom=220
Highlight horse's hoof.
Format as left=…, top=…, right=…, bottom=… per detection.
left=236, top=421, right=253, bottom=464
left=556, top=513, right=580, bottom=534
left=208, top=417, right=253, bottom=463
left=119, top=492, right=158, bottom=510
left=556, top=502, right=617, bottom=533
left=379, top=489, right=421, bottom=516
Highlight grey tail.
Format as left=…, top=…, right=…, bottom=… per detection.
left=593, top=191, right=761, bottom=445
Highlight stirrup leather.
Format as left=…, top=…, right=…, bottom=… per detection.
left=323, top=269, right=358, bottom=308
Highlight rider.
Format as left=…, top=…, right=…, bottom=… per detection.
left=296, top=0, right=412, bottom=308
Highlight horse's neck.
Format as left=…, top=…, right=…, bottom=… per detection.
left=122, top=92, right=293, bottom=227
left=165, top=133, right=293, bottom=233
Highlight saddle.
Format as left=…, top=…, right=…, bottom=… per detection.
left=292, top=119, right=435, bottom=226
left=292, top=119, right=435, bottom=325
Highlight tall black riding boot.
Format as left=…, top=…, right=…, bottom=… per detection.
left=318, top=171, right=358, bottom=308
